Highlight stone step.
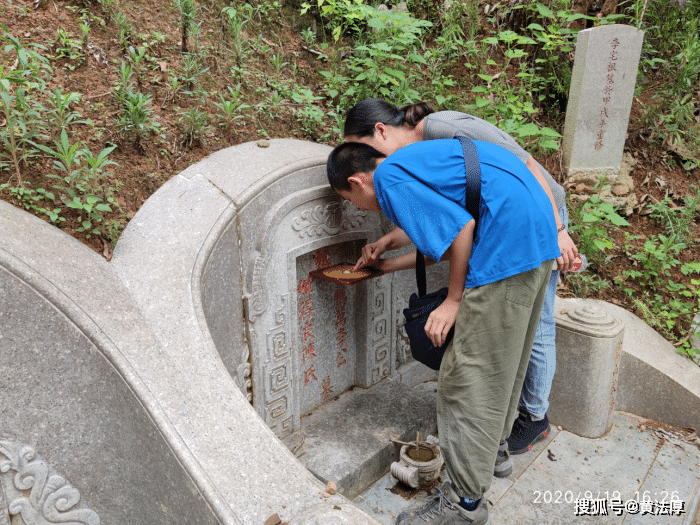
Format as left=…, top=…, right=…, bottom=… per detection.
left=283, top=378, right=438, bottom=499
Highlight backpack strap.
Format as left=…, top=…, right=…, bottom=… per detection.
left=414, top=137, right=481, bottom=297
left=456, top=136, right=482, bottom=231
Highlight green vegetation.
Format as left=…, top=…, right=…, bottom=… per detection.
left=0, top=0, right=699, bottom=358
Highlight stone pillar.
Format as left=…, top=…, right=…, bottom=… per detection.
left=549, top=303, right=624, bottom=438
left=562, top=24, right=644, bottom=183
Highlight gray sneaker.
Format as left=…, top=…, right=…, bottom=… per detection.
left=396, top=482, right=490, bottom=525
left=493, top=441, right=512, bottom=478
left=421, top=436, right=511, bottom=479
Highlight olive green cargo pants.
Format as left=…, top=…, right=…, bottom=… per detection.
left=437, top=260, right=552, bottom=500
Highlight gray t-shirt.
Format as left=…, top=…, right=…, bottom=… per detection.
left=423, top=111, right=566, bottom=212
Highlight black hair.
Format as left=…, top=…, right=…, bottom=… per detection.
left=327, top=142, right=386, bottom=192
left=343, top=98, right=436, bottom=138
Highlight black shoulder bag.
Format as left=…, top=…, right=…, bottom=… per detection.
left=402, top=137, right=481, bottom=370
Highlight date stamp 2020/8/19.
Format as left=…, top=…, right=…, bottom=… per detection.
left=532, top=490, right=686, bottom=517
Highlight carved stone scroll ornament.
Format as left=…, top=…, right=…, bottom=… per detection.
left=291, top=201, right=367, bottom=238
left=0, top=441, right=100, bottom=525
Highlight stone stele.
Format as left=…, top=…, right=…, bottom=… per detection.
left=562, top=24, right=644, bottom=184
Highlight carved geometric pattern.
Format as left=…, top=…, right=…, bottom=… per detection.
left=291, top=200, right=367, bottom=238
left=268, top=395, right=288, bottom=420
left=373, top=290, right=385, bottom=316
left=266, top=396, right=293, bottom=437
left=374, top=318, right=387, bottom=341
left=267, top=329, right=288, bottom=360
left=375, top=343, right=388, bottom=363
left=372, top=363, right=389, bottom=384
left=370, top=278, right=390, bottom=384
left=0, top=441, right=100, bottom=525
left=265, top=294, right=293, bottom=438
left=269, top=364, right=289, bottom=395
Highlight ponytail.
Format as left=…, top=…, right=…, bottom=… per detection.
left=400, top=101, right=435, bottom=127
left=344, top=98, right=436, bottom=137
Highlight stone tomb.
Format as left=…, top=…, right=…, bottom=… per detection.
left=3, top=139, right=700, bottom=525
left=562, top=24, right=644, bottom=183
left=240, top=187, right=399, bottom=439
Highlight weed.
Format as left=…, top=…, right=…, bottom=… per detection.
left=116, top=90, right=160, bottom=149
left=127, top=46, right=148, bottom=85
left=31, top=129, right=86, bottom=191
left=222, top=6, right=252, bottom=72
left=564, top=272, right=610, bottom=297
left=65, top=191, right=118, bottom=240
left=178, top=107, right=211, bottom=148
left=0, top=182, right=65, bottom=224
left=272, top=51, right=289, bottom=80
left=567, top=177, right=630, bottom=269
left=176, top=0, right=197, bottom=53
left=301, top=27, right=316, bottom=47
left=629, top=234, right=686, bottom=288
left=0, top=87, right=46, bottom=185
left=52, top=28, right=84, bottom=68
left=301, top=0, right=366, bottom=41
left=291, top=87, right=325, bottom=138
left=647, top=186, right=700, bottom=245
left=44, top=88, right=88, bottom=133
left=213, top=84, right=249, bottom=134
left=113, top=11, right=133, bottom=50
left=180, top=53, right=210, bottom=93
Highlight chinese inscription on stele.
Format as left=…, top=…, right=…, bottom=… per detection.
left=595, top=37, right=620, bottom=151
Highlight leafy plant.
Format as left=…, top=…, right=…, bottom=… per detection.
left=647, top=186, right=700, bottom=245
left=564, top=272, right=610, bottom=297
left=338, top=6, right=431, bottom=107
left=52, top=28, right=84, bottom=68
left=44, top=88, right=87, bottom=132
left=179, top=53, right=210, bottom=93
left=113, top=11, right=133, bottom=50
left=222, top=5, right=252, bottom=72
left=32, top=129, right=86, bottom=191
left=176, top=0, right=197, bottom=53
left=64, top=191, right=118, bottom=240
left=116, top=90, right=160, bottom=149
left=213, top=84, right=249, bottom=134
left=300, top=0, right=366, bottom=42
left=567, top=178, right=630, bottom=269
left=127, top=46, right=148, bottom=85
left=0, top=86, right=46, bottom=185
left=178, top=107, right=210, bottom=148
left=0, top=182, right=65, bottom=224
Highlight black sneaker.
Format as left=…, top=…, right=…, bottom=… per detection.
left=506, top=412, right=550, bottom=455
left=493, top=441, right=512, bottom=477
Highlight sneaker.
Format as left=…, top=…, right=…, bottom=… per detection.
left=396, top=482, right=490, bottom=525
left=506, top=412, right=550, bottom=455
left=493, top=441, right=512, bottom=477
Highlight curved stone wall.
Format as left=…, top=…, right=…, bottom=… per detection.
left=0, top=203, right=230, bottom=525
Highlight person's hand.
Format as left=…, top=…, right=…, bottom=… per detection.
left=353, top=239, right=389, bottom=271
left=425, top=298, right=460, bottom=348
left=556, top=229, right=579, bottom=272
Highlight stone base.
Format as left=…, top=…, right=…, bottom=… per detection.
left=282, top=378, right=438, bottom=500
left=566, top=152, right=638, bottom=215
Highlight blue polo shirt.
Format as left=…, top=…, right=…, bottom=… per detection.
left=374, top=139, right=559, bottom=288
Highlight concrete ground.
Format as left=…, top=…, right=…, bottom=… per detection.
left=354, top=411, right=700, bottom=525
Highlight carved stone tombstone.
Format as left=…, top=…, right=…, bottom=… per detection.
left=562, top=24, right=644, bottom=183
